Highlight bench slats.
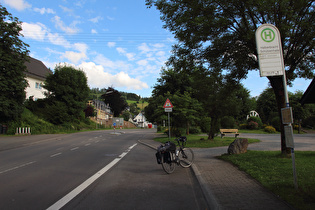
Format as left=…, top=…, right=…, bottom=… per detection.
left=220, top=129, right=239, bottom=138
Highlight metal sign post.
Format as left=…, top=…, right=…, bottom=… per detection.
left=256, top=24, right=298, bottom=189
left=163, top=98, right=173, bottom=140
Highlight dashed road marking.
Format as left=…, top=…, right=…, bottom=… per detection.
left=50, top=153, right=62, bottom=158
left=0, top=161, right=36, bottom=174
left=47, top=143, right=138, bottom=210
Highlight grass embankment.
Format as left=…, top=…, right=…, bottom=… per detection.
left=154, top=133, right=315, bottom=209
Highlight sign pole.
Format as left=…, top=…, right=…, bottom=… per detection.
left=256, top=24, right=297, bottom=189
left=168, top=112, right=170, bottom=140
left=163, top=98, right=174, bottom=140
left=282, top=71, right=298, bottom=189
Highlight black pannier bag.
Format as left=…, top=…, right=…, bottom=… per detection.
left=155, top=152, right=162, bottom=164
left=155, top=141, right=176, bottom=164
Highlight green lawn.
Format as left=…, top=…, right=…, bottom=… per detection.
left=220, top=151, right=315, bottom=210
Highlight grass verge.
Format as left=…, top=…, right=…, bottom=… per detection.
left=154, top=134, right=260, bottom=148
left=219, top=151, right=315, bottom=210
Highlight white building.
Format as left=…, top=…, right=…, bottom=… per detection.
left=24, top=57, right=52, bottom=100
left=133, top=112, right=151, bottom=128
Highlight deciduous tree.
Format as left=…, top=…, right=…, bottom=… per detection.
left=147, top=0, right=315, bottom=154
left=0, top=5, right=29, bottom=124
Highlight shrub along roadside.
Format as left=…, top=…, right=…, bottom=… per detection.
left=5, top=108, right=105, bottom=135
left=220, top=151, right=315, bottom=210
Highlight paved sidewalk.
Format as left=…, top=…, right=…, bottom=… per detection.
left=191, top=133, right=315, bottom=210
left=142, top=133, right=315, bottom=210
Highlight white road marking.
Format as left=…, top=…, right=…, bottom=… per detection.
left=46, top=143, right=138, bottom=210
left=50, top=153, right=62, bottom=158
left=0, top=161, right=36, bottom=174
left=85, top=143, right=91, bottom=146
left=70, top=147, right=79, bottom=151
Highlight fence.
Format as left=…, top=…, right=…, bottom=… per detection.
left=16, top=127, right=31, bottom=135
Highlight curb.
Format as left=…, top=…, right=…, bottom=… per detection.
left=191, top=163, right=222, bottom=210
left=138, top=140, right=221, bottom=209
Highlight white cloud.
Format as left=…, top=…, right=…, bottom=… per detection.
left=59, top=5, right=73, bottom=14
left=34, top=7, right=55, bottom=15
left=2, top=0, right=31, bottom=11
left=89, top=16, right=103, bottom=23
left=137, top=59, right=148, bottom=66
left=106, top=16, right=115, bottom=21
left=94, top=54, right=116, bottom=69
left=107, top=42, right=116, bottom=48
left=62, top=51, right=87, bottom=64
left=91, top=29, right=97, bottom=34
left=73, top=43, right=88, bottom=53
left=116, top=47, right=126, bottom=54
left=52, top=16, right=80, bottom=34
left=78, top=62, right=149, bottom=90
left=116, top=47, right=135, bottom=61
left=22, top=22, right=47, bottom=41
left=47, top=32, right=71, bottom=48
left=138, top=43, right=151, bottom=53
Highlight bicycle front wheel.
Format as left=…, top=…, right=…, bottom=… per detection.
left=178, top=148, right=194, bottom=168
left=161, top=152, right=175, bottom=174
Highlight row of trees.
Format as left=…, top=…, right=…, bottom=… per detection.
left=146, top=0, right=315, bottom=154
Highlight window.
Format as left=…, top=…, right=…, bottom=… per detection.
left=35, top=82, right=42, bottom=89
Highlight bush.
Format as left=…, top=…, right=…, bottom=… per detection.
left=264, top=126, right=276, bottom=133
left=164, top=127, right=184, bottom=137
left=220, top=116, right=236, bottom=128
left=270, top=116, right=281, bottom=131
left=302, top=115, right=315, bottom=129
left=189, top=127, right=201, bottom=134
left=247, top=116, right=263, bottom=128
left=239, top=123, right=247, bottom=129
left=199, top=117, right=211, bottom=133
left=247, top=121, right=259, bottom=130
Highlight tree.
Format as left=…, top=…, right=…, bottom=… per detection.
left=256, top=88, right=278, bottom=125
left=43, top=65, right=90, bottom=124
left=101, top=87, right=128, bottom=117
left=171, top=91, right=202, bottom=135
left=147, top=0, right=315, bottom=154
left=0, top=5, right=29, bottom=124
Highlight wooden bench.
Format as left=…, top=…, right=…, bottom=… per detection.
left=220, top=129, right=239, bottom=138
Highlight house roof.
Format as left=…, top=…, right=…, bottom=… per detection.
left=300, top=77, right=315, bottom=105
left=24, top=57, right=52, bottom=80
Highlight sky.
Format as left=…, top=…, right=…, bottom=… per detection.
left=1, top=0, right=312, bottom=98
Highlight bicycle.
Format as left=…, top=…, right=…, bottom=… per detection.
left=156, top=136, right=194, bottom=174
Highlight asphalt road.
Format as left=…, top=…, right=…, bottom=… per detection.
left=0, top=129, right=208, bottom=210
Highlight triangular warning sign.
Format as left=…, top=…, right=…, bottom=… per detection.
left=163, top=98, right=173, bottom=108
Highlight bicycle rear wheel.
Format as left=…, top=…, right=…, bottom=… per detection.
left=178, top=148, right=194, bottom=168
left=161, top=152, right=175, bottom=174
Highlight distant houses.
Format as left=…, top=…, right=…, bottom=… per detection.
left=87, top=99, right=113, bottom=122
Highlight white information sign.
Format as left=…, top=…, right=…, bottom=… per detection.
left=255, top=24, right=284, bottom=77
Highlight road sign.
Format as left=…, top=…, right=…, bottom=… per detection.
left=255, top=24, right=285, bottom=77
left=163, top=98, right=173, bottom=108
left=164, top=108, right=172, bottom=112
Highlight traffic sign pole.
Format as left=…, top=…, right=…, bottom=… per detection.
left=163, top=98, right=173, bottom=139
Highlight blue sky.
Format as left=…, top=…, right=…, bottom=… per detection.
left=1, top=0, right=312, bottom=98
